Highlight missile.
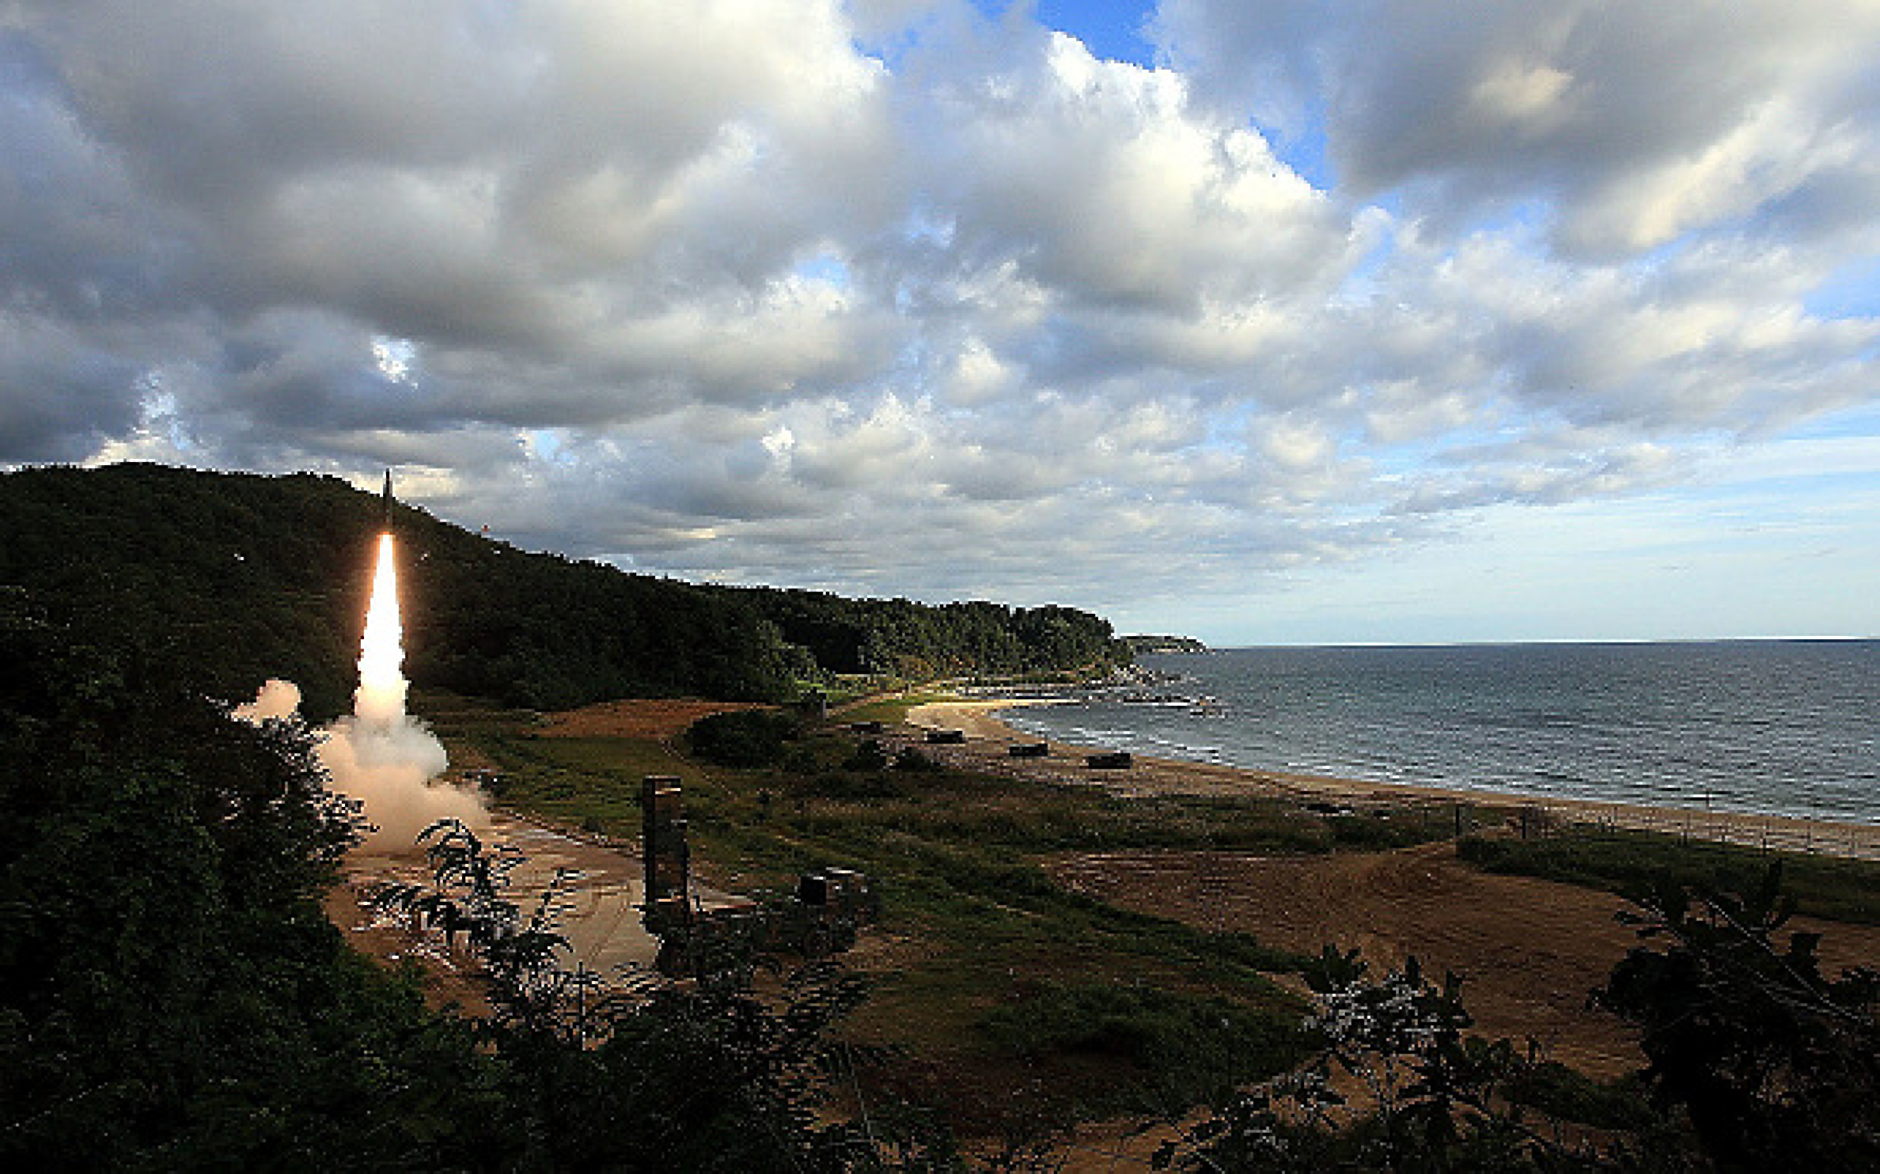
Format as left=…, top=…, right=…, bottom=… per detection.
left=381, top=469, right=394, bottom=530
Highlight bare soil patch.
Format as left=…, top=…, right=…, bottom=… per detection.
left=323, top=882, right=492, bottom=1015
left=1049, top=840, right=1880, bottom=1083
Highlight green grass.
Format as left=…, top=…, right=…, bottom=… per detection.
left=419, top=712, right=1364, bottom=1130
left=830, top=691, right=955, bottom=726
left=978, top=980, right=1314, bottom=1116
left=645, top=732, right=1419, bottom=1128
left=418, top=694, right=702, bottom=839
left=1458, top=826, right=1880, bottom=926
left=1504, top=1063, right=1655, bottom=1131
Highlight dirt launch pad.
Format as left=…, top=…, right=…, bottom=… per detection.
left=331, top=807, right=748, bottom=999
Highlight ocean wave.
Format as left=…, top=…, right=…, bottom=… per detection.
left=1023, top=643, right=1880, bottom=822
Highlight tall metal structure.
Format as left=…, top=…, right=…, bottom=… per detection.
left=640, top=775, right=691, bottom=933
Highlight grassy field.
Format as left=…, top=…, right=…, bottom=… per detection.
left=827, top=690, right=955, bottom=726
left=411, top=697, right=1471, bottom=1132
left=1459, top=826, right=1880, bottom=925
left=412, top=694, right=1876, bottom=1139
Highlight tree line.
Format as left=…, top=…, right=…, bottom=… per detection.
left=0, top=463, right=1129, bottom=716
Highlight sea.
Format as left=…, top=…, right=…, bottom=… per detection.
left=996, top=641, right=1880, bottom=824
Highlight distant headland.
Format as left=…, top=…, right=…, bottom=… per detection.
left=1123, top=634, right=1210, bottom=655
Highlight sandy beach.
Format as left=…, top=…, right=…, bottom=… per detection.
left=899, top=697, right=1880, bottom=860
left=885, top=694, right=1880, bottom=1100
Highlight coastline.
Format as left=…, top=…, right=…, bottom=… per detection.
left=901, top=698, right=1880, bottom=859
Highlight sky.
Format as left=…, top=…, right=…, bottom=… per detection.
left=3, top=0, right=1877, bottom=646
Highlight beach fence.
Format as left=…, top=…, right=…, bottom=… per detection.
left=868, top=723, right=1880, bottom=862
left=1567, top=801, right=1880, bottom=862
left=1357, top=790, right=1880, bottom=862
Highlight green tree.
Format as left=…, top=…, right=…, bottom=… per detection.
left=0, top=592, right=508, bottom=1170
left=687, top=708, right=800, bottom=767
left=1, top=592, right=955, bottom=1171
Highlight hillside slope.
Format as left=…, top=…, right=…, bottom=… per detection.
left=0, top=463, right=1126, bottom=716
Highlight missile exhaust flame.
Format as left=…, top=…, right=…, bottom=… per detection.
left=236, top=504, right=485, bottom=852
left=356, top=532, right=408, bottom=724
left=317, top=527, right=483, bottom=851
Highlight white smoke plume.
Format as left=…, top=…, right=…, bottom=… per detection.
left=316, top=706, right=478, bottom=851
left=233, top=677, right=302, bottom=723
left=234, top=533, right=487, bottom=852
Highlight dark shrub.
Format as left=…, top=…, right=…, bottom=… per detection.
left=893, top=746, right=939, bottom=771
left=842, top=738, right=890, bottom=771
left=686, top=709, right=798, bottom=767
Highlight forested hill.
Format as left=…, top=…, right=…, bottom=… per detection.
left=0, top=463, right=1128, bottom=717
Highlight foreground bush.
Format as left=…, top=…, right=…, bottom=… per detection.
left=1158, top=867, right=1880, bottom=1172
left=0, top=593, right=503, bottom=1169
left=1596, top=868, right=1880, bottom=1170
left=0, top=597, right=947, bottom=1171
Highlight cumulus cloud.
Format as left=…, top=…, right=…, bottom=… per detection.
left=913, top=31, right=1353, bottom=313
left=1, top=0, right=1876, bottom=634
left=1156, top=0, right=1880, bottom=253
